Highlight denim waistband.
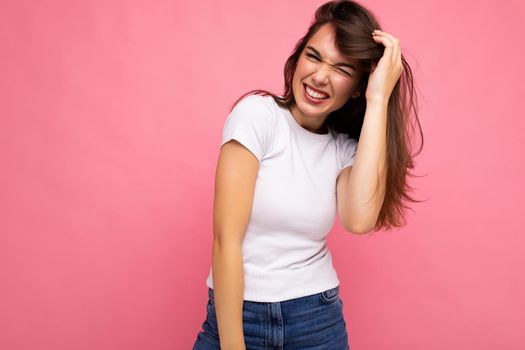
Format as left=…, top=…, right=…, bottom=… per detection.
left=207, top=285, right=339, bottom=305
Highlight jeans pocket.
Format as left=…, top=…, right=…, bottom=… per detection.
left=320, top=286, right=340, bottom=304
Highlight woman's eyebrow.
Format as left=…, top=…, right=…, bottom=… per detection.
left=306, top=46, right=357, bottom=70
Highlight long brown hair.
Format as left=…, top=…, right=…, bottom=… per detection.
left=230, top=0, right=425, bottom=233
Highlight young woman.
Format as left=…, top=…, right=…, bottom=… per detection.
left=193, top=0, right=423, bottom=349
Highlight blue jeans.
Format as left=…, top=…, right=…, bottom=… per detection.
left=192, top=285, right=350, bottom=350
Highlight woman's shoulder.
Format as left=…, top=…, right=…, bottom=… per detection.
left=236, top=93, right=274, bottom=107
left=331, top=129, right=358, bottom=158
left=330, top=127, right=356, bottom=143
left=226, top=94, right=280, bottom=131
left=232, top=94, right=280, bottom=122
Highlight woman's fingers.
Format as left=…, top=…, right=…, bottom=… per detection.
left=374, top=30, right=397, bottom=64
left=373, top=30, right=402, bottom=68
left=372, top=30, right=394, bottom=62
left=383, top=31, right=401, bottom=67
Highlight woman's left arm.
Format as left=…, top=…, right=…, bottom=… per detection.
left=337, top=101, right=388, bottom=234
left=337, top=29, right=403, bottom=234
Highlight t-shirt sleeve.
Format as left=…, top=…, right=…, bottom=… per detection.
left=338, top=134, right=358, bottom=170
left=220, top=95, right=276, bottom=162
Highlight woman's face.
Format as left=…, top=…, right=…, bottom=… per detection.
left=291, top=23, right=363, bottom=131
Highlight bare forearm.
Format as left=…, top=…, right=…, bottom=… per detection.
left=347, top=101, right=388, bottom=231
left=212, top=240, right=246, bottom=350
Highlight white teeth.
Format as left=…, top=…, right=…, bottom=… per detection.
left=305, top=85, right=329, bottom=100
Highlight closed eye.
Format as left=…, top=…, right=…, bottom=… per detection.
left=306, top=53, right=320, bottom=61
left=305, top=53, right=352, bottom=77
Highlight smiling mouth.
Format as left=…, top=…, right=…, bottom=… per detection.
left=303, top=83, right=330, bottom=100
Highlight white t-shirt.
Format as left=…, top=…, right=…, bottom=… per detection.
left=206, top=94, right=358, bottom=302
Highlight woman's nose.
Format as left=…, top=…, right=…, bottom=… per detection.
left=312, top=64, right=330, bottom=84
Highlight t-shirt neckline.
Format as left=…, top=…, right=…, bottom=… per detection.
left=282, top=105, right=333, bottom=141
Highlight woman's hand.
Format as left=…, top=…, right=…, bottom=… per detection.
left=365, top=29, right=404, bottom=105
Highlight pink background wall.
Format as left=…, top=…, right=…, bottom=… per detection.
left=1, top=0, right=524, bottom=349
